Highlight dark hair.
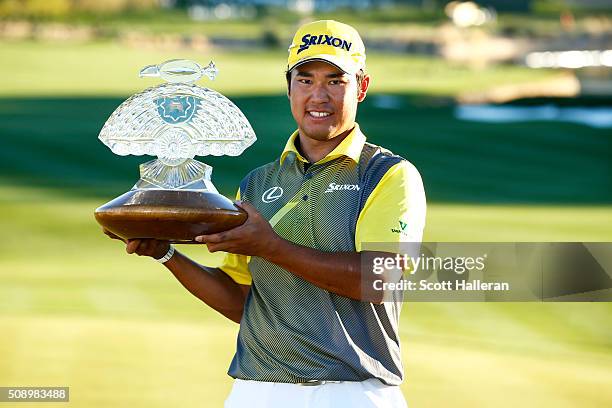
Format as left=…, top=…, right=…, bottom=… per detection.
left=285, top=68, right=365, bottom=94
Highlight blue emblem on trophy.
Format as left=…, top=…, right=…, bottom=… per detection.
left=156, top=96, right=197, bottom=124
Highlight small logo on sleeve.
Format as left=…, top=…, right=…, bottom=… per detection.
left=262, top=187, right=284, bottom=203
left=391, top=220, right=409, bottom=235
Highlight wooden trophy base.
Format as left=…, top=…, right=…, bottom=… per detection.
left=94, top=189, right=247, bottom=243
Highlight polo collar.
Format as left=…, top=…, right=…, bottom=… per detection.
left=280, top=123, right=366, bottom=166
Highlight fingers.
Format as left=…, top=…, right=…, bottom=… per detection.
left=126, top=239, right=150, bottom=255
left=102, top=228, right=126, bottom=242
left=206, top=242, right=233, bottom=253
left=195, top=231, right=237, bottom=253
left=139, top=239, right=152, bottom=253
left=195, top=234, right=216, bottom=243
left=206, top=243, right=220, bottom=253
left=124, top=238, right=171, bottom=259
left=234, top=200, right=258, bottom=216
left=126, top=239, right=141, bottom=254
left=195, top=200, right=265, bottom=255
left=195, top=231, right=231, bottom=244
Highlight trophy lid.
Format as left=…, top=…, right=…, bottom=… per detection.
left=139, top=59, right=218, bottom=83
left=98, top=59, right=256, bottom=166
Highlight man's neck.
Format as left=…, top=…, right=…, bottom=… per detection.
left=296, top=125, right=355, bottom=164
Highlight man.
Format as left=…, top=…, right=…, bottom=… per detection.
left=109, top=20, right=425, bottom=407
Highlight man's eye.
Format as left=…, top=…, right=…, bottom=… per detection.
left=298, top=79, right=311, bottom=84
left=329, top=80, right=345, bottom=85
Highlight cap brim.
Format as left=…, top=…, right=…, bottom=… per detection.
left=288, top=54, right=361, bottom=75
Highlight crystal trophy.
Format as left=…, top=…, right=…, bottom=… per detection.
left=94, top=59, right=256, bottom=243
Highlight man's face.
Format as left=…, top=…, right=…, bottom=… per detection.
left=288, top=61, right=369, bottom=142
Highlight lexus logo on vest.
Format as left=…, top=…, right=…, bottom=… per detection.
left=262, top=187, right=284, bottom=203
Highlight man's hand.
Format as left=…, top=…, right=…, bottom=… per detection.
left=194, top=201, right=281, bottom=257
left=102, top=228, right=170, bottom=260
left=125, top=238, right=170, bottom=260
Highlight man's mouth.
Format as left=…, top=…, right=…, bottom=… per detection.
left=307, top=111, right=332, bottom=118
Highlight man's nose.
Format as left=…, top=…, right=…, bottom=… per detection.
left=310, top=83, right=330, bottom=103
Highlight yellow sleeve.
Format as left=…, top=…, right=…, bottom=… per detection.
left=355, top=160, right=426, bottom=252
left=218, top=252, right=252, bottom=285
left=218, top=188, right=252, bottom=285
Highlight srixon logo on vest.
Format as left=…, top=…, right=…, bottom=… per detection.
left=324, top=183, right=360, bottom=193
left=298, top=34, right=352, bottom=54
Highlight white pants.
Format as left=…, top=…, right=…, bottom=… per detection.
left=224, top=378, right=407, bottom=408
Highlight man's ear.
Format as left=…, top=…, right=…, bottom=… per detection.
left=286, top=70, right=292, bottom=99
left=357, top=74, right=371, bottom=102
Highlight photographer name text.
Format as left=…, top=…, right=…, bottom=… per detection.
left=373, top=279, right=510, bottom=291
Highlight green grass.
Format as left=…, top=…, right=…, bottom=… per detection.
left=0, top=40, right=611, bottom=407
left=0, top=41, right=558, bottom=97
